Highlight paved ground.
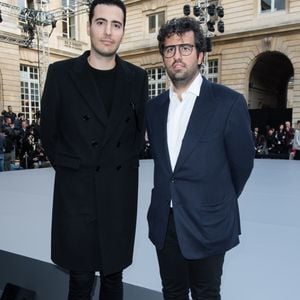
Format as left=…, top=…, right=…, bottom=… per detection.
left=0, top=159, right=299, bottom=299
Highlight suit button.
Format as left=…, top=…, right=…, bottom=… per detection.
left=171, top=178, right=175, bottom=183
left=116, top=141, right=121, bottom=148
left=96, top=166, right=101, bottom=171
left=91, top=140, right=99, bottom=147
left=83, top=115, right=91, bottom=121
left=116, top=165, right=122, bottom=170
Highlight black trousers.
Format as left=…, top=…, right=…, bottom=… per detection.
left=157, top=211, right=225, bottom=300
left=68, top=270, right=123, bottom=300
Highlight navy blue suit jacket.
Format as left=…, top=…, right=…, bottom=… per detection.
left=146, top=77, right=255, bottom=259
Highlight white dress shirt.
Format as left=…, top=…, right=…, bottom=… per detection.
left=167, top=73, right=203, bottom=171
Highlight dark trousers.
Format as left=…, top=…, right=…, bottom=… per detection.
left=68, top=270, right=123, bottom=300
left=157, top=211, right=225, bottom=300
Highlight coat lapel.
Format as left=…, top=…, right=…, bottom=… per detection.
left=174, top=78, right=218, bottom=172
left=69, top=51, right=108, bottom=126
left=100, top=57, right=132, bottom=148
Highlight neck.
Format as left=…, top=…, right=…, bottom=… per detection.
left=88, top=51, right=116, bottom=70
left=172, top=72, right=199, bottom=101
left=172, top=86, right=185, bottom=101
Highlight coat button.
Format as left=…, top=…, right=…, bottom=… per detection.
left=116, top=141, right=121, bottom=148
left=96, top=166, right=101, bottom=171
left=83, top=115, right=91, bottom=121
left=116, top=165, right=122, bottom=170
left=171, top=178, right=175, bottom=183
left=91, top=140, right=99, bottom=147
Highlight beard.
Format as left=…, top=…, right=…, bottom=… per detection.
left=166, top=63, right=200, bottom=89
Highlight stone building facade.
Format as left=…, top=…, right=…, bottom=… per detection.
left=0, top=0, right=299, bottom=127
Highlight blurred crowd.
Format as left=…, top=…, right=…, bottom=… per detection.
left=1, top=105, right=299, bottom=172
left=0, top=106, right=50, bottom=172
left=253, top=120, right=300, bottom=159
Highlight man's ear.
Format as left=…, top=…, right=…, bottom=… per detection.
left=87, top=21, right=90, bottom=37
left=197, top=52, right=204, bottom=65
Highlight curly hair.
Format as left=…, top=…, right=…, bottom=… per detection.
left=157, top=17, right=205, bottom=56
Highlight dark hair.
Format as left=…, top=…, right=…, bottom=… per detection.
left=157, top=17, right=205, bottom=56
left=89, top=0, right=126, bottom=26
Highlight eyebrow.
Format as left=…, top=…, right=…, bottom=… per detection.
left=94, top=17, right=123, bottom=27
left=164, top=43, right=192, bottom=47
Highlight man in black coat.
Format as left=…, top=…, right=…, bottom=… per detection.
left=40, top=0, right=148, bottom=299
left=4, top=106, right=17, bottom=123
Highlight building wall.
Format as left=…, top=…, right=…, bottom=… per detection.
left=0, top=42, right=20, bottom=113
left=0, top=0, right=90, bottom=115
left=121, top=0, right=300, bottom=123
left=0, top=0, right=299, bottom=123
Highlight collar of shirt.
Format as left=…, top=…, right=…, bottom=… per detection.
left=167, top=73, right=203, bottom=173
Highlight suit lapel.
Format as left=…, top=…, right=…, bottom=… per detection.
left=69, top=51, right=108, bottom=126
left=174, top=78, right=218, bottom=172
left=154, top=93, right=173, bottom=174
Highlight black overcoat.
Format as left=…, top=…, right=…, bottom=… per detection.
left=41, top=51, right=148, bottom=275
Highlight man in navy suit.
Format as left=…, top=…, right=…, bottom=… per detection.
left=146, top=17, right=255, bottom=300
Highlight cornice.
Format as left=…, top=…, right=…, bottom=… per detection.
left=124, top=0, right=142, bottom=6
left=119, top=46, right=158, bottom=58
left=120, top=22, right=300, bottom=57
left=212, top=22, right=300, bottom=43
left=48, top=48, right=79, bottom=59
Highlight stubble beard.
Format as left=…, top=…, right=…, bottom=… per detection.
left=91, top=42, right=118, bottom=58
left=167, top=66, right=199, bottom=90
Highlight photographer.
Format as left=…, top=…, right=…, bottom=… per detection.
left=20, top=125, right=39, bottom=169
left=1, top=116, right=18, bottom=162
left=0, top=131, right=4, bottom=171
left=28, top=143, right=50, bottom=169
left=3, top=128, right=14, bottom=171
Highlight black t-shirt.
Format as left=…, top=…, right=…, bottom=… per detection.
left=88, top=63, right=117, bottom=116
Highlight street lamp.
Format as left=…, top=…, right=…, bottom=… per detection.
left=183, top=4, right=191, bottom=16
left=182, top=0, right=225, bottom=51
left=217, top=20, right=224, bottom=33
left=182, top=1, right=225, bottom=76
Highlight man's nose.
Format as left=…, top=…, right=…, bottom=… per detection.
left=105, top=23, right=112, bottom=35
left=173, top=46, right=182, bottom=59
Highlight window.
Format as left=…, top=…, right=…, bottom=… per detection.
left=148, top=12, right=165, bottom=34
left=147, top=67, right=166, bottom=99
left=18, top=0, right=34, bottom=9
left=20, top=65, right=40, bottom=123
left=62, top=0, right=76, bottom=39
left=26, top=0, right=34, bottom=9
left=260, top=0, right=285, bottom=13
left=207, top=59, right=218, bottom=83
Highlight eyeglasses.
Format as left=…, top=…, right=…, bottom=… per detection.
left=162, top=44, right=194, bottom=58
